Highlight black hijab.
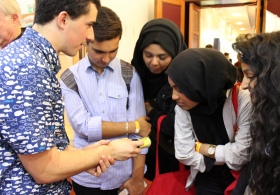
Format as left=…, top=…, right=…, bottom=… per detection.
left=166, top=48, right=237, bottom=145
left=131, top=18, right=187, bottom=100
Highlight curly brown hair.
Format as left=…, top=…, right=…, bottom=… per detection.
left=234, top=31, right=280, bottom=195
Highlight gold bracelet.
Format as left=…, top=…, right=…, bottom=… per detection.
left=134, top=121, right=140, bottom=134
left=195, top=142, right=202, bottom=153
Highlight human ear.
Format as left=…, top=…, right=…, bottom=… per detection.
left=56, top=11, right=69, bottom=29
left=11, top=13, right=19, bottom=23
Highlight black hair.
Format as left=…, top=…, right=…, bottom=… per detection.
left=34, top=0, right=101, bottom=25
left=205, top=44, right=213, bottom=48
left=234, top=31, right=280, bottom=195
left=92, top=6, right=122, bottom=42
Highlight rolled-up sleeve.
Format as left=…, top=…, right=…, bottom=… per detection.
left=215, top=88, right=252, bottom=170
left=174, top=105, right=206, bottom=172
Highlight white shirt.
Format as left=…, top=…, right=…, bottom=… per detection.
left=174, top=87, right=252, bottom=189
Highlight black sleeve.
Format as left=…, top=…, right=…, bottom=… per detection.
left=232, top=163, right=251, bottom=195
left=147, top=83, right=175, bottom=136
left=148, top=100, right=176, bottom=136
left=204, top=156, right=215, bottom=172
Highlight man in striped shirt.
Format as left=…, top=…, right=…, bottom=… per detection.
left=60, top=6, right=151, bottom=195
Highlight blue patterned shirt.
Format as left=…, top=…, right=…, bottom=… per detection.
left=0, top=28, right=71, bottom=194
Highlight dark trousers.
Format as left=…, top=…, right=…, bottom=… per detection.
left=195, top=165, right=235, bottom=195
left=72, top=181, right=119, bottom=195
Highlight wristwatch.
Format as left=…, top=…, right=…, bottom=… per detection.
left=207, top=145, right=216, bottom=158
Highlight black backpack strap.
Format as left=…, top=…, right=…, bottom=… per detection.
left=60, top=68, right=80, bottom=96
left=120, top=59, right=133, bottom=110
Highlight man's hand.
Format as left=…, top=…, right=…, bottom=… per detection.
left=83, top=140, right=111, bottom=150
left=83, top=140, right=115, bottom=176
left=119, top=177, right=145, bottom=195
left=145, top=102, right=153, bottom=115
left=108, top=138, right=143, bottom=160
left=136, top=116, right=151, bottom=137
left=86, top=155, right=115, bottom=177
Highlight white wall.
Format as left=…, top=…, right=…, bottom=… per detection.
left=101, top=0, right=154, bottom=62
left=16, top=0, right=153, bottom=62
left=16, top=0, right=35, bottom=14
left=265, top=11, right=280, bottom=32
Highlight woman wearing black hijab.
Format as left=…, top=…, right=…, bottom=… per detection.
left=166, top=48, right=252, bottom=194
left=131, top=18, right=187, bottom=181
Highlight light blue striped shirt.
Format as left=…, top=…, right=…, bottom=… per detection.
left=60, top=55, right=147, bottom=189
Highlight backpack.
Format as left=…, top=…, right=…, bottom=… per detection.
left=60, top=59, right=133, bottom=109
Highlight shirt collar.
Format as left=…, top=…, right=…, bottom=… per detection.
left=22, top=27, right=61, bottom=74
left=84, top=54, right=115, bottom=73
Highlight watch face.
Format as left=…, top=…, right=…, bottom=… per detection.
left=208, top=145, right=216, bottom=155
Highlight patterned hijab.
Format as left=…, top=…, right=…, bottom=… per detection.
left=131, top=18, right=187, bottom=100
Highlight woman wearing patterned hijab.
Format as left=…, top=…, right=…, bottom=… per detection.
left=131, top=18, right=187, bottom=181
left=166, top=48, right=252, bottom=194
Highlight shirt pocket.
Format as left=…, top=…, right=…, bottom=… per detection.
left=107, top=88, right=128, bottom=118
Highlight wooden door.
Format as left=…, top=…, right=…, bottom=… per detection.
left=188, top=3, right=200, bottom=48
left=154, top=0, right=185, bottom=36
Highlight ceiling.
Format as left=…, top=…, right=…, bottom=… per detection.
left=185, top=0, right=257, bottom=35
left=184, top=0, right=257, bottom=6
left=213, top=5, right=256, bottom=35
